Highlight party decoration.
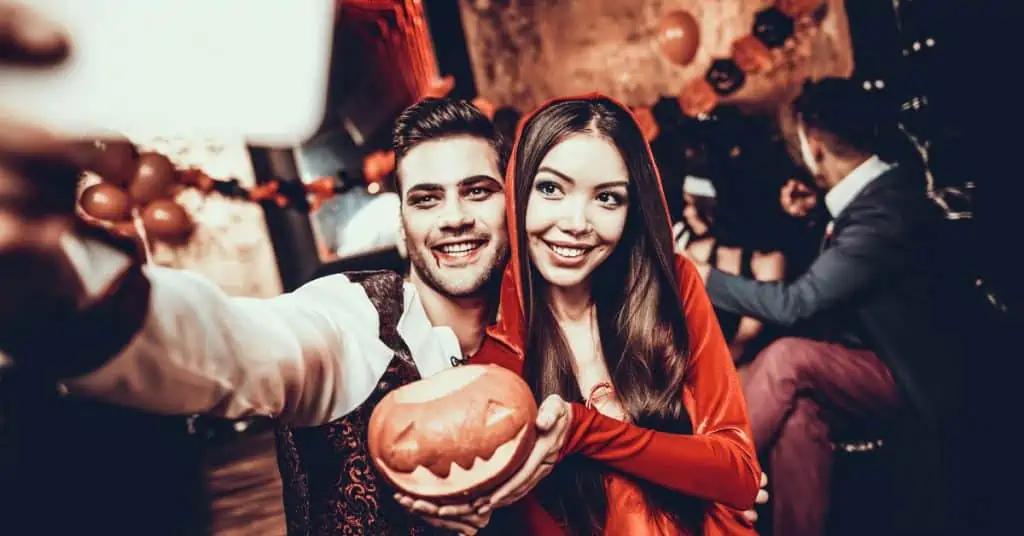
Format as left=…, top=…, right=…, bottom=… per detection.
left=422, top=75, right=455, bottom=99
left=141, top=200, right=194, bottom=245
left=632, top=107, right=660, bottom=141
left=678, top=78, right=719, bottom=118
left=367, top=365, right=538, bottom=502
left=705, top=59, right=746, bottom=96
left=777, top=0, right=824, bottom=19
left=657, top=10, right=701, bottom=66
left=129, top=152, right=177, bottom=205
left=732, top=35, right=774, bottom=74
left=472, top=96, right=497, bottom=120
left=753, top=7, right=795, bottom=49
left=363, top=150, right=396, bottom=184
left=79, top=183, right=132, bottom=222
left=79, top=139, right=140, bottom=187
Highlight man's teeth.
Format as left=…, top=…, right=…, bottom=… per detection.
left=439, top=242, right=480, bottom=255
left=552, top=245, right=586, bottom=258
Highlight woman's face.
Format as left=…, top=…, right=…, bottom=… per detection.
left=524, top=133, right=630, bottom=291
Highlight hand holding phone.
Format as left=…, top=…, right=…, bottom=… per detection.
left=0, top=0, right=336, bottom=147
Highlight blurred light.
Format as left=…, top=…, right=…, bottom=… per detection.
left=925, top=38, right=935, bottom=47
left=912, top=41, right=921, bottom=51
left=367, top=182, right=381, bottom=194
left=875, top=80, right=885, bottom=89
left=863, top=81, right=873, bottom=91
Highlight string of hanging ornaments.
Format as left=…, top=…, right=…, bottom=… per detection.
left=75, top=138, right=349, bottom=245
left=650, top=0, right=827, bottom=120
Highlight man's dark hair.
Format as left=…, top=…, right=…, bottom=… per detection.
left=391, top=98, right=506, bottom=189
left=794, top=77, right=886, bottom=157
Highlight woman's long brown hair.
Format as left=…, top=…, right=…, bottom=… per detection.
left=514, top=97, right=705, bottom=534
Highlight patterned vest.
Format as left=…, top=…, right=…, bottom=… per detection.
left=273, top=271, right=449, bottom=536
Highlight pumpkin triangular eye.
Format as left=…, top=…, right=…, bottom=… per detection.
left=484, top=399, right=515, bottom=427
left=390, top=421, right=419, bottom=454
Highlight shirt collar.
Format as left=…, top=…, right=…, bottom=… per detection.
left=824, top=155, right=893, bottom=217
left=398, top=283, right=462, bottom=378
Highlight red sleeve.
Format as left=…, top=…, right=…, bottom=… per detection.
left=558, top=255, right=761, bottom=510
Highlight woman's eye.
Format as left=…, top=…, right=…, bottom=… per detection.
left=597, top=192, right=625, bottom=207
left=535, top=180, right=561, bottom=196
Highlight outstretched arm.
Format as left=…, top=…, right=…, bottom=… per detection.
left=558, top=256, right=761, bottom=510
left=39, top=233, right=403, bottom=427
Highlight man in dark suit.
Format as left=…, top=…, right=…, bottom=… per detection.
left=691, top=78, right=988, bottom=536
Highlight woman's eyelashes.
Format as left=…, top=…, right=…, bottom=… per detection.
left=534, top=178, right=627, bottom=208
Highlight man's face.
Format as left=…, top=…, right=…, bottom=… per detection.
left=398, top=135, right=507, bottom=298
left=796, top=122, right=828, bottom=190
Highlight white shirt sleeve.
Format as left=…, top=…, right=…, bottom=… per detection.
left=61, top=238, right=399, bottom=427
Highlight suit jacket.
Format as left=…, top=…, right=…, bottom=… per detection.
left=706, top=165, right=989, bottom=425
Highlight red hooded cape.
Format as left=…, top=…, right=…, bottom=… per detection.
left=481, top=93, right=761, bottom=535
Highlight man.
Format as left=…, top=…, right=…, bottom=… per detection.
left=0, top=11, right=560, bottom=529
left=692, top=78, right=993, bottom=535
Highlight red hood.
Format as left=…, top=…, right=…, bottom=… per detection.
left=488, top=93, right=674, bottom=353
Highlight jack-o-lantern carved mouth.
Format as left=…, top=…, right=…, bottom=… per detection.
left=386, top=397, right=524, bottom=476
left=368, top=365, right=539, bottom=499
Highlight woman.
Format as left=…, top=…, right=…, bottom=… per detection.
left=675, top=175, right=786, bottom=362
left=488, top=94, right=760, bottom=535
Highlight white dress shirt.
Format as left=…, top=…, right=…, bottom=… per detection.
left=59, top=235, right=459, bottom=427
left=824, top=155, right=894, bottom=218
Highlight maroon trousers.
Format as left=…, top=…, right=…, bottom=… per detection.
left=739, top=337, right=901, bottom=536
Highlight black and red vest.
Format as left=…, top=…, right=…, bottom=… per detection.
left=273, top=271, right=446, bottom=536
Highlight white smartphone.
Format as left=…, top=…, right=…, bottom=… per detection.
left=0, top=0, right=336, bottom=147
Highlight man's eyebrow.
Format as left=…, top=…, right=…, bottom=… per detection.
left=458, top=174, right=503, bottom=187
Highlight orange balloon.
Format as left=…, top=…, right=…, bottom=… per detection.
left=79, top=183, right=133, bottom=222
left=658, top=11, right=701, bottom=66
left=141, top=200, right=193, bottom=245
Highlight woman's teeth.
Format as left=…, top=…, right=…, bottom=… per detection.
left=552, top=245, right=586, bottom=258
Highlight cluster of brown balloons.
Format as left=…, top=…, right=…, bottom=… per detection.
left=77, top=139, right=195, bottom=245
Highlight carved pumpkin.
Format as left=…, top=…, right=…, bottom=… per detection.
left=368, top=364, right=538, bottom=502
left=678, top=78, right=719, bottom=118
left=732, top=35, right=774, bottom=74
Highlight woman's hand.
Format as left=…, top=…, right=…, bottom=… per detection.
left=477, top=394, right=572, bottom=514
left=394, top=394, right=573, bottom=518
left=742, top=472, right=770, bottom=523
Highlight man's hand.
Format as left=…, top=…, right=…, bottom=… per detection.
left=742, top=472, right=770, bottom=523
left=394, top=394, right=573, bottom=519
left=415, top=510, right=492, bottom=536
left=0, top=2, right=79, bottom=257
left=694, top=261, right=711, bottom=283
left=779, top=178, right=817, bottom=218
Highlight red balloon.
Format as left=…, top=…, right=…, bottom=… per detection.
left=79, top=183, right=133, bottom=222
left=130, top=152, right=177, bottom=205
left=658, top=11, right=701, bottom=66
left=141, top=200, right=193, bottom=244
left=79, top=139, right=139, bottom=186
